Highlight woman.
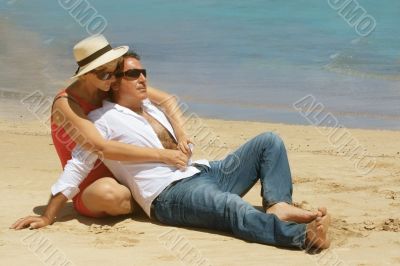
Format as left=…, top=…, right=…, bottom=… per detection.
left=11, top=35, right=191, bottom=229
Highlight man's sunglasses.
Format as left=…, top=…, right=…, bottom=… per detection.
left=115, top=69, right=147, bottom=80
left=90, top=69, right=114, bottom=80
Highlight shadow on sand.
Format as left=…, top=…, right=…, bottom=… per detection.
left=33, top=203, right=317, bottom=253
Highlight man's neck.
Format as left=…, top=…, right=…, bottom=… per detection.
left=116, top=99, right=144, bottom=115
left=130, top=104, right=143, bottom=114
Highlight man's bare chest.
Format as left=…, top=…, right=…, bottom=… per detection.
left=142, top=112, right=177, bottom=150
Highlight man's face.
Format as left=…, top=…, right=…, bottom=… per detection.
left=113, top=57, right=148, bottom=102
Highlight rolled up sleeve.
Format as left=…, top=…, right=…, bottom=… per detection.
left=51, top=146, right=99, bottom=199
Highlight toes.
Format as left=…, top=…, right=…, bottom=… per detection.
left=317, top=220, right=330, bottom=234
left=318, top=207, right=327, bottom=216
left=324, top=237, right=331, bottom=249
left=316, top=215, right=330, bottom=227
left=325, top=214, right=331, bottom=225
left=317, top=224, right=324, bottom=232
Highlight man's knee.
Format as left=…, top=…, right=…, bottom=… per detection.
left=259, top=132, right=284, bottom=148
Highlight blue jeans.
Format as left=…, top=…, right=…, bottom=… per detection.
left=154, top=132, right=307, bottom=248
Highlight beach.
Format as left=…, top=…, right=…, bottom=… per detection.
left=1, top=116, right=399, bottom=265
left=1, top=1, right=400, bottom=265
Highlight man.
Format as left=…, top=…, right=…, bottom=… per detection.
left=23, top=51, right=331, bottom=249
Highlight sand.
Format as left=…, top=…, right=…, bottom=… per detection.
left=0, top=116, right=399, bottom=266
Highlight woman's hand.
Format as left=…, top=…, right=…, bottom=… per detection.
left=10, top=216, right=52, bottom=230
left=160, top=149, right=190, bottom=170
left=10, top=193, right=66, bottom=230
left=177, top=135, right=193, bottom=157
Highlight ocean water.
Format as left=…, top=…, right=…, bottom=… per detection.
left=0, top=0, right=399, bottom=129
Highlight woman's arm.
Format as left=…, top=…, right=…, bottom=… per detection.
left=10, top=193, right=67, bottom=230
left=11, top=140, right=100, bottom=230
left=147, top=86, right=192, bottom=155
left=52, top=97, right=189, bottom=167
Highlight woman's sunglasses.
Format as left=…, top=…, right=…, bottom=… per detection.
left=90, top=69, right=114, bottom=80
left=115, top=69, right=147, bottom=80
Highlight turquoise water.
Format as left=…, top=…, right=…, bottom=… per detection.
left=1, top=0, right=399, bottom=129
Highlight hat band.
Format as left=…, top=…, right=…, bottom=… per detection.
left=77, top=44, right=112, bottom=67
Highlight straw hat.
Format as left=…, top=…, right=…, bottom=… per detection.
left=71, top=34, right=128, bottom=78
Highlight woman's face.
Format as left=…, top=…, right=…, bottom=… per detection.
left=83, top=59, right=118, bottom=91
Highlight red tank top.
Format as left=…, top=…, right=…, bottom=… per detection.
left=51, top=89, right=114, bottom=199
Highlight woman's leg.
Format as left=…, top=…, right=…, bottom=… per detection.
left=80, top=177, right=134, bottom=216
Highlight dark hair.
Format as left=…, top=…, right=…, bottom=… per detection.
left=109, top=50, right=141, bottom=100
left=124, top=50, right=141, bottom=60
left=115, top=50, right=141, bottom=73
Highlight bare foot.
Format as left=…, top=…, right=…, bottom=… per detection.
left=266, top=202, right=319, bottom=223
left=305, top=212, right=331, bottom=250
left=316, top=207, right=327, bottom=217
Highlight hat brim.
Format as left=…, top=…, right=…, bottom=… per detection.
left=71, top=45, right=129, bottom=79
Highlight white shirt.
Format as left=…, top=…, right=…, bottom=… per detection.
left=51, top=99, right=209, bottom=217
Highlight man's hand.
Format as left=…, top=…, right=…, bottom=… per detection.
left=10, top=216, right=52, bottom=230
left=160, top=149, right=190, bottom=170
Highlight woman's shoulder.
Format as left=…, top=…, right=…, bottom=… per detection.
left=53, top=88, right=81, bottom=109
left=54, top=88, right=68, bottom=98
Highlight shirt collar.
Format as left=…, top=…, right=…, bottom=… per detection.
left=102, top=99, right=152, bottom=117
